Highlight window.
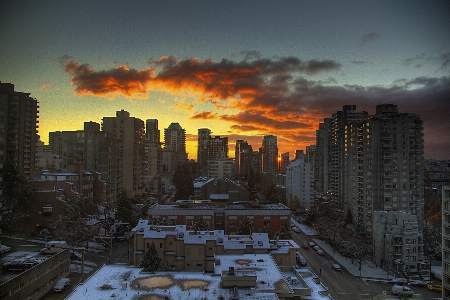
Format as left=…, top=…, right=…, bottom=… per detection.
left=216, top=217, right=223, bottom=224
left=199, top=248, right=203, bottom=255
left=264, top=220, right=270, bottom=227
left=160, top=243, right=162, bottom=248
left=186, top=248, right=190, bottom=255
left=186, top=220, right=193, bottom=227
left=230, top=221, right=236, bottom=227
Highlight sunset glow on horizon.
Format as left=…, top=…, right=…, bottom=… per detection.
left=1, top=1, right=449, bottom=160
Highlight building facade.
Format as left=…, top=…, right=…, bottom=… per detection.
left=147, top=201, right=291, bottom=238
left=0, top=82, right=39, bottom=178
left=132, top=221, right=299, bottom=272
left=373, top=211, right=424, bottom=276
left=197, top=128, right=211, bottom=170
left=344, top=104, right=424, bottom=232
left=443, top=186, right=450, bottom=299
left=285, top=158, right=314, bottom=211
left=163, top=123, right=187, bottom=172
left=102, top=110, right=146, bottom=199
left=262, top=135, right=278, bottom=173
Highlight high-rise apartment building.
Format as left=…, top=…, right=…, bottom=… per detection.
left=102, top=110, right=145, bottom=199
left=144, top=119, right=162, bottom=199
left=330, top=105, right=368, bottom=204
left=443, top=186, right=450, bottom=299
left=314, top=118, right=332, bottom=195
left=0, top=82, right=39, bottom=178
left=279, top=152, right=289, bottom=174
left=49, top=122, right=118, bottom=203
left=262, top=135, right=278, bottom=173
left=207, top=136, right=228, bottom=160
left=146, top=119, right=160, bottom=142
left=235, top=140, right=253, bottom=178
left=197, top=128, right=211, bottom=169
left=285, top=158, right=314, bottom=210
left=344, top=104, right=424, bottom=232
left=163, top=123, right=187, bottom=173
left=145, top=119, right=162, bottom=176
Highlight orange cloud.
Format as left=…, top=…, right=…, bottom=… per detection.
left=61, top=55, right=450, bottom=159
left=41, top=83, right=51, bottom=89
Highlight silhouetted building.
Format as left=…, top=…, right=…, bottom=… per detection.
left=262, top=135, right=278, bottom=173
left=0, top=82, right=39, bottom=178
left=102, top=110, right=145, bottom=199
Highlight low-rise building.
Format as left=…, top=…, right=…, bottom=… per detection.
left=29, top=165, right=106, bottom=233
left=147, top=201, right=291, bottom=238
left=373, top=211, right=424, bottom=275
left=132, top=221, right=299, bottom=272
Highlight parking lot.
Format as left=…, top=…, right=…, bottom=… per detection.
left=0, top=236, right=131, bottom=300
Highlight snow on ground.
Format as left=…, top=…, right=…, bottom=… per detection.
left=293, top=220, right=443, bottom=280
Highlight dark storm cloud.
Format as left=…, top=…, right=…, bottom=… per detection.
left=361, top=32, right=380, bottom=46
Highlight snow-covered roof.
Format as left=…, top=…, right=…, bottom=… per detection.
left=66, top=253, right=297, bottom=300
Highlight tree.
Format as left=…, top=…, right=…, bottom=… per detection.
left=192, top=216, right=209, bottom=233
left=139, top=242, right=161, bottom=272
left=0, top=161, right=32, bottom=236
left=52, top=197, right=96, bottom=247
left=291, top=195, right=301, bottom=211
left=278, top=220, right=292, bottom=239
left=173, top=164, right=194, bottom=200
left=237, top=216, right=253, bottom=235
left=115, top=191, right=139, bottom=228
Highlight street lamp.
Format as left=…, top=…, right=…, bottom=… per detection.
left=318, top=261, right=334, bottom=283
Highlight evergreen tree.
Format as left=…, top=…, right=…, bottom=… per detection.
left=0, top=160, right=32, bottom=236
left=237, top=216, right=253, bottom=235
left=173, top=164, right=194, bottom=200
left=192, top=216, right=209, bottom=233
left=279, top=220, right=292, bottom=239
left=115, top=191, right=139, bottom=228
left=139, top=242, right=161, bottom=272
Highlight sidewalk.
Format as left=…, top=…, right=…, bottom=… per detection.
left=292, top=220, right=396, bottom=280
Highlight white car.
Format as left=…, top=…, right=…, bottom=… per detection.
left=332, top=263, right=341, bottom=271
left=392, top=285, right=413, bottom=296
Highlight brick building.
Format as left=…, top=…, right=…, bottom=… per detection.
left=29, top=165, right=106, bottom=233
left=147, top=201, right=291, bottom=238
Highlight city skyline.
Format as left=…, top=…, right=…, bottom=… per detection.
left=1, top=1, right=449, bottom=160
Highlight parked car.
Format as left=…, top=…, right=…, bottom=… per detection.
left=301, top=244, right=309, bottom=249
left=428, top=284, right=442, bottom=292
left=70, top=250, right=83, bottom=261
left=332, top=263, right=341, bottom=271
left=292, top=227, right=301, bottom=233
left=0, top=245, right=11, bottom=254
left=313, top=246, right=320, bottom=251
left=296, top=251, right=307, bottom=266
left=59, top=278, right=71, bottom=286
left=2, top=259, right=27, bottom=271
left=389, top=277, right=408, bottom=284
left=392, top=285, right=414, bottom=297
left=316, top=250, right=324, bottom=256
left=308, top=242, right=315, bottom=247
left=409, top=280, right=427, bottom=287
left=53, top=280, right=66, bottom=292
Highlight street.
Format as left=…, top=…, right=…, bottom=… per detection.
left=290, top=228, right=442, bottom=299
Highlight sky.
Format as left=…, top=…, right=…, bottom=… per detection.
left=1, top=0, right=449, bottom=160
